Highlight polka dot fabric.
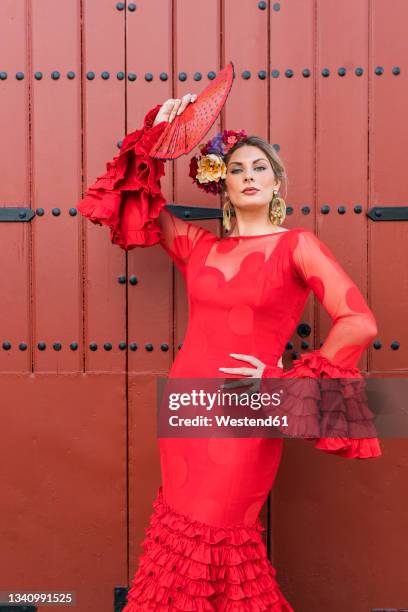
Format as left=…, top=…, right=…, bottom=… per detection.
left=77, top=104, right=382, bottom=611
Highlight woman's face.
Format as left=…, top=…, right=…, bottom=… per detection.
left=224, top=145, right=281, bottom=208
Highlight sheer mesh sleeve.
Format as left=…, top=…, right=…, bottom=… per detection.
left=290, top=229, right=378, bottom=370
left=262, top=229, right=381, bottom=459
left=77, top=103, right=213, bottom=275
left=157, top=208, right=213, bottom=275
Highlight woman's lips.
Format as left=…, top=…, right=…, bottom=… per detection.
left=242, top=188, right=259, bottom=194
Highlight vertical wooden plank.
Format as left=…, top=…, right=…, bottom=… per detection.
left=126, top=0, right=174, bottom=581
left=269, top=0, right=315, bottom=210
left=316, top=0, right=371, bottom=371
left=83, top=0, right=127, bottom=372
left=368, top=4, right=408, bottom=606
left=224, top=0, right=269, bottom=137
left=0, top=1, right=30, bottom=372
left=370, top=0, right=408, bottom=372
left=31, top=0, right=83, bottom=371
left=127, top=0, right=173, bottom=375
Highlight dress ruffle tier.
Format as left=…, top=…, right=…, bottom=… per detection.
left=122, top=486, right=294, bottom=612
left=261, top=350, right=382, bottom=459
left=77, top=104, right=168, bottom=250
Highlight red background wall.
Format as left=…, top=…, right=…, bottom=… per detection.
left=0, top=1, right=407, bottom=611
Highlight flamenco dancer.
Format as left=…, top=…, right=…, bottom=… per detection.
left=77, top=90, right=382, bottom=610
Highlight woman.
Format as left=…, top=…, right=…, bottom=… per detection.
left=78, top=93, right=382, bottom=611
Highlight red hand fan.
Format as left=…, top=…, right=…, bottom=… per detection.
left=149, top=62, right=235, bottom=160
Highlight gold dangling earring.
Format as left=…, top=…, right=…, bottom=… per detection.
left=223, top=195, right=234, bottom=231
left=269, top=190, right=286, bottom=226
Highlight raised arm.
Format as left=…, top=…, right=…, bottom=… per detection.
left=262, top=229, right=381, bottom=459
left=156, top=207, right=213, bottom=275
left=77, top=99, right=213, bottom=275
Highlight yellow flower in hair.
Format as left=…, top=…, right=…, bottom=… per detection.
left=196, top=154, right=227, bottom=184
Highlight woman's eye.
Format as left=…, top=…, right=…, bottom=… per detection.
left=230, top=167, right=266, bottom=174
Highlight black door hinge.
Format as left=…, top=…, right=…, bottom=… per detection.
left=165, top=203, right=222, bottom=221
left=0, top=208, right=35, bottom=222
left=367, top=206, right=408, bottom=221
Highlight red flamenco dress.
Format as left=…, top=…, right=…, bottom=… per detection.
left=77, top=104, right=382, bottom=611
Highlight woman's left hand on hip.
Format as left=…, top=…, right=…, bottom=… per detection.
left=219, top=353, right=283, bottom=392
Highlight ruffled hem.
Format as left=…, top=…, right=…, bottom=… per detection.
left=261, top=350, right=382, bottom=460
left=122, top=486, right=294, bottom=612
left=77, top=103, right=169, bottom=250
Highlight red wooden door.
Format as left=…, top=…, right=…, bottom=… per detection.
left=0, top=2, right=407, bottom=612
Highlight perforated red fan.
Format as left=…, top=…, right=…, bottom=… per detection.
left=149, top=62, right=235, bottom=160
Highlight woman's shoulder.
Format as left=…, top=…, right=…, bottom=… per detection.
left=283, top=227, right=322, bottom=258
left=278, top=226, right=314, bottom=245
left=284, top=226, right=321, bottom=243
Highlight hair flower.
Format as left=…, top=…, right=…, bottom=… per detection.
left=189, top=128, right=247, bottom=194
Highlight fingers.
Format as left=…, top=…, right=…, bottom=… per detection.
left=221, top=379, right=253, bottom=390
left=177, top=92, right=198, bottom=110
left=218, top=367, right=257, bottom=376
left=229, top=353, right=262, bottom=368
left=168, top=93, right=198, bottom=122
left=220, top=378, right=261, bottom=398
left=168, top=99, right=182, bottom=122
left=247, top=379, right=261, bottom=396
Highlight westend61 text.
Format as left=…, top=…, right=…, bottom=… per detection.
left=168, top=415, right=288, bottom=427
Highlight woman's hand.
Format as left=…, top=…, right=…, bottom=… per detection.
left=219, top=353, right=283, bottom=393
left=153, top=93, right=198, bottom=127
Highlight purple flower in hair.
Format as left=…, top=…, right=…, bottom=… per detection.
left=206, top=133, right=225, bottom=156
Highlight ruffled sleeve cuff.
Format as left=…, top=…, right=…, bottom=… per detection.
left=77, top=104, right=169, bottom=250
left=261, top=350, right=382, bottom=460
left=281, top=350, right=363, bottom=379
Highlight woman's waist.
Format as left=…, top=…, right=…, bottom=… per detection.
left=169, top=344, right=281, bottom=378
left=182, top=333, right=283, bottom=361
